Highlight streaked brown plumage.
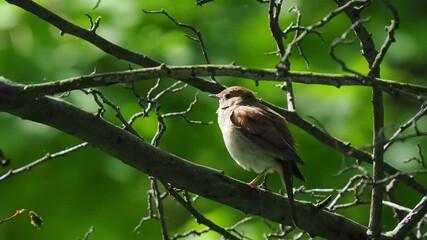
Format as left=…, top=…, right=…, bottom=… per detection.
left=210, top=86, right=305, bottom=227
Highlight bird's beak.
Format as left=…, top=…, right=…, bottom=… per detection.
left=209, top=93, right=220, bottom=100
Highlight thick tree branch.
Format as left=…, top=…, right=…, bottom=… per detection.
left=0, top=77, right=372, bottom=240
left=22, top=65, right=427, bottom=98
left=3, top=0, right=223, bottom=94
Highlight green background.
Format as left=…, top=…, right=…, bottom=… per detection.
left=0, top=0, right=426, bottom=239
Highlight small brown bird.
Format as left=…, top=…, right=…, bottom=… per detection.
left=210, top=86, right=305, bottom=227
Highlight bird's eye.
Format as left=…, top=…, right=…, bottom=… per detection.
left=224, top=93, right=232, bottom=99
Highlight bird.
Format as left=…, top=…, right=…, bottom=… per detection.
left=210, top=86, right=305, bottom=227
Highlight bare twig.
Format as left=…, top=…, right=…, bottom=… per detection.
left=165, top=184, right=241, bottom=240
left=133, top=188, right=158, bottom=233
left=288, top=6, right=311, bottom=69
left=227, top=217, right=253, bottom=237
left=127, top=78, right=162, bottom=125
left=195, top=0, right=214, bottom=6
left=329, top=18, right=371, bottom=75
left=278, top=0, right=371, bottom=71
left=367, top=0, right=399, bottom=76
left=82, top=226, right=95, bottom=240
left=85, top=14, right=101, bottom=33
left=333, top=199, right=370, bottom=210
left=265, top=222, right=297, bottom=240
left=327, top=174, right=368, bottom=211
left=0, top=209, right=26, bottom=225
left=151, top=177, right=169, bottom=239
left=83, top=89, right=141, bottom=137
left=268, top=0, right=285, bottom=58
left=152, top=104, right=166, bottom=147
left=386, top=195, right=427, bottom=239
left=170, top=228, right=210, bottom=240
left=161, top=93, right=212, bottom=125
left=382, top=200, right=413, bottom=215
left=384, top=101, right=427, bottom=150
left=360, top=132, right=427, bottom=152
left=0, top=142, right=89, bottom=181
left=142, top=9, right=216, bottom=82
left=92, top=0, right=101, bottom=10
left=413, top=143, right=427, bottom=169
left=384, top=179, right=420, bottom=240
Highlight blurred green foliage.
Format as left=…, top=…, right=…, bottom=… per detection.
left=0, top=0, right=426, bottom=239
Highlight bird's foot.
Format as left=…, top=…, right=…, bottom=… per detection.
left=247, top=182, right=269, bottom=192
left=259, top=180, right=270, bottom=191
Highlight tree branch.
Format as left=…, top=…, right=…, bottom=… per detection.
left=165, top=185, right=241, bottom=240
left=0, top=142, right=89, bottom=181
left=384, top=101, right=427, bottom=151
left=370, top=84, right=385, bottom=239
left=385, top=195, right=427, bottom=239
left=3, top=0, right=223, bottom=94
left=22, top=65, right=427, bottom=99
left=0, top=76, right=372, bottom=240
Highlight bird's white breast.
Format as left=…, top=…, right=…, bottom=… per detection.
left=217, top=108, right=279, bottom=174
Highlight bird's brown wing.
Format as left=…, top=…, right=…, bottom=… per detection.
left=231, top=104, right=305, bottom=226
left=230, top=105, right=305, bottom=166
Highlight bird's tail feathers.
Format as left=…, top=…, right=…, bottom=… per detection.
left=278, top=161, right=298, bottom=227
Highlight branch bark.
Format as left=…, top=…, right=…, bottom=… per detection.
left=385, top=195, right=427, bottom=239
left=22, top=65, right=427, bottom=99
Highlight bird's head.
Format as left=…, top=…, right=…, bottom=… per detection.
left=209, top=86, right=256, bottom=109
